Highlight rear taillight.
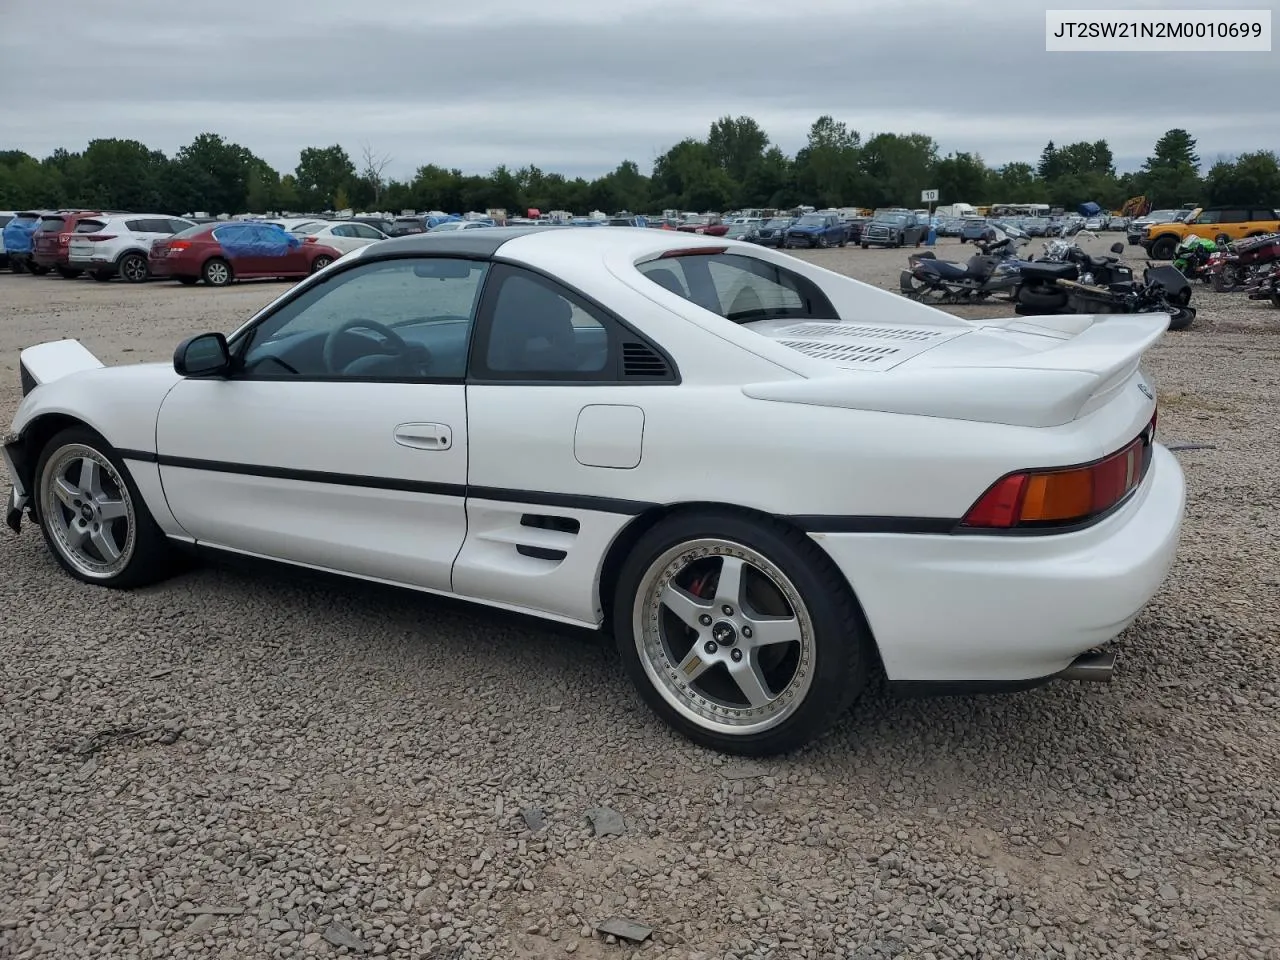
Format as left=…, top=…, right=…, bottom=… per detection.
left=960, top=415, right=1156, bottom=530
left=57, top=232, right=72, bottom=246
left=168, top=241, right=191, bottom=252
left=302, top=236, right=317, bottom=244
left=85, top=234, right=117, bottom=242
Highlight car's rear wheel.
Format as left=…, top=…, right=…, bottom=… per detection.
left=202, top=257, right=232, bottom=286
left=118, top=252, right=149, bottom=283
left=613, top=512, right=871, bottom=756
left=34, top=427, right=175, bottom=589
left=91, top=270, right=114, bottom=282
left=311, top=254, right=334, bottom=273
left=29, top=264, right=50, bottom=276
left=176, top=276, right=198, bottom=285
left=55, top=266, right=82, bottom=279
left=860, top=242, right=869, bottom=249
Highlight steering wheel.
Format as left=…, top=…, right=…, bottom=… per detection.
left=322, top=318, right=411, bottom=375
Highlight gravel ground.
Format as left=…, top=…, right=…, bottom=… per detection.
left=1, top=238, right=1277, bottom=960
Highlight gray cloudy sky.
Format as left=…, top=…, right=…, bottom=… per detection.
left=4, top=0, right=1277, bottom=180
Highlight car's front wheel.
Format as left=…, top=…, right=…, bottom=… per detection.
left=33, top=427, right=175, bottom=588
left=613, top=511, right=871, bottom=756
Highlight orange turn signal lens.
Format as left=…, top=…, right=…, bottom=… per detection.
left=961, top=418, right=1153, bottom=530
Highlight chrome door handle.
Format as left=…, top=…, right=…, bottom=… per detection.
left=393, top=422, right=451, bottom=450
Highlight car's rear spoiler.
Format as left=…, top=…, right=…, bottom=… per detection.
left=18, top=339, right=104, bottom=396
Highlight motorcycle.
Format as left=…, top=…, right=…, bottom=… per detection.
left=1015, top=237, right=1141, bottom=310
left=1244, top=260, right=1280, bottom=308
left=1209, top=232, right=1280, bottom=292
left=1015, top=262, right=1196, bottom=330
left=898, top=228, right=1031, bottom=303
left=1171, top=234, right=1219, bottom=284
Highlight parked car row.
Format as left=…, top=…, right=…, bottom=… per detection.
left=1, top=210, right=389, bottom=286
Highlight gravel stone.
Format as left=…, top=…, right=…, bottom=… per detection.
left=1, top=243, right=1277, bottom=959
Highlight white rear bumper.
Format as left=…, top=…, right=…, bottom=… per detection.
left=814, top=443, right=1186, bottom=683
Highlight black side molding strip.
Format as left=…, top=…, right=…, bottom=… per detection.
left=789, top=515, right=958, bottom=535
left=117, top=450, right=657, bottom=516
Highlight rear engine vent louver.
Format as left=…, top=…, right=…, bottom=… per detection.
left=622, top=341, right=670, bottom=378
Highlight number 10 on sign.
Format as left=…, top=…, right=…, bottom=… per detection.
left=921, top=189, right=939, bottom=203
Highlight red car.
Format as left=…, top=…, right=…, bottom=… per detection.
left=31, top=211, right=104, bottom=278
left=675, top=214, right=730, bottom=237
left=149, top=221, right=342, bottom=286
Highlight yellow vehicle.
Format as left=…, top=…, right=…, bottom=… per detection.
left=1143, top=205, right=1280, bottom=260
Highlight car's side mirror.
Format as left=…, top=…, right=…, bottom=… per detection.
left=174, top=332, right=231, bottom=378
left=1110, top=242, right=1124, bottom=254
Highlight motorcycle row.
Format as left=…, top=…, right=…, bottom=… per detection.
left=898, top=222, right=1211, bottom=331
left=1168, top=232, right=1280, bottom=306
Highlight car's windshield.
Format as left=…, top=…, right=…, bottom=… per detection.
left=796, top=214, right=825, bottom=226
left=876, top=214, right=907, bottom=225
left=764, top=219, right=791, bottom=228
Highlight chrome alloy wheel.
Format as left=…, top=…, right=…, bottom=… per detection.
left=633, top=538, right=815, bottom=735
left=205, top=260, right=230, bottom=285
left=38, top=444, right=136, bottom=580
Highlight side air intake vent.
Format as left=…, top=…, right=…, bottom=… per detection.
left=622, top=341, right=671, bottom=378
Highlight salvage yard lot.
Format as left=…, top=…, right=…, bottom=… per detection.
left=1, top=237, right=1277, bottom=959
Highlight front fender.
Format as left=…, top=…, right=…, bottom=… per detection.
left=8, top=344, right=182, bottom=487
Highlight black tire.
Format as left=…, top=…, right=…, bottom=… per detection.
left=860, top=243, right=869, bottom=249
left=202, top=257, right=232, bottom=286
left=1017, top=285, right=1069, bottom=311
left=29, top=264, right=51, bottom=276
left=1148, top=236, right=1178, bottom=261
left=55, top=266, right=82, bottom=279
left=612, top=510, right=872, bottom=756
left=118, top=252, right=149, bottom=283
left=176, top=276, right=198, bottom=285
left=311, top=254, right=334, bottom=273
left=1271, top=293, right=1279, bottom=309
left=90, top=270, right=114, bottom=282
left=838, top=238, right=847, bottom=248
left=32, top=426, right=177, bottom=589
left=1166, top=306, right=1196, bottom=331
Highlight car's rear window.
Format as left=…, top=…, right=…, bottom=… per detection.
left=170, top=224, right=210, bottom=240
left=0, top=215, right=12, bottom=228
left=38, top=216, right=66, bottom=232
left=638, top=252, right=837, bottom=323
left=292, top=222, right=326, bottom=235
left=74, top=219, right=107, bottom=233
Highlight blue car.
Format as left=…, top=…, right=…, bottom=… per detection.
left=2, top=211, right=46, bottom=273
left=783, top=213, right=848, bottom=249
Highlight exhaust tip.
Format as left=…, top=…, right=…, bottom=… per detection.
left=1059, top=648, right=1116, bottom=683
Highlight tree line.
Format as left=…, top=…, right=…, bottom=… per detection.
left=2, top=119, right=1277, bottom=218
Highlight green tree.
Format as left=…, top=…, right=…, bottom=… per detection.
left=860, top=133, right=937, bottom=207
left=1037, top=142, right=1063, bottom=181
left=82, top=138, right=168, bottom=210
left=793, top=115, right=861, bottom=207
left=295, top=144, right=356, bottom=209
left=706, top=115, right=769, bottom=185
left=1203, top=151, right=1280, bottom=207
left=933, top=152, right=989, bottom=204
left=1140, top=129, right=1202, bottom=207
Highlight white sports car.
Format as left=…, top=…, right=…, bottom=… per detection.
left=3, top=227, right=1186, bottom=755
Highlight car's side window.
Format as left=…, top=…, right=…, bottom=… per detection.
left=353, top=224, right=383, bottom=239
left=1193, top=210, right=1220, bottom=225
left=331, top=224, right=357, bottom=238
left=638, top=253, right=836, bottom=323
left=1220, top=209, right=1248, bottom=224
left=236, top=257, right=488, bottom=381
left=471, top=266, right=614, bottom=380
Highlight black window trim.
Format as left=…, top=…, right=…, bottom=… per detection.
left=222, top=251, right=492, bottom=387
left=465, top=259, right=681, bottom=387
